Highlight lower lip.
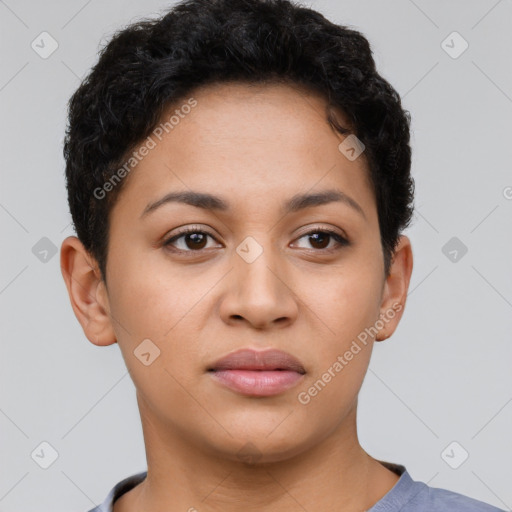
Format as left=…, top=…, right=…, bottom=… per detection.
left=210, top=370, right=304, bottom=397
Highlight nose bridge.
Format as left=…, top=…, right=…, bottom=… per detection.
left=235, top=234, right=281, bottom=299
left=221, top=234, right=298, bottom=328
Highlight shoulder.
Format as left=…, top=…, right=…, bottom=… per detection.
left=86, top=471, right=147, bottom=512
left=370, top=463, right=506, bottom=512
left=408, top=482, right=506, bottom=511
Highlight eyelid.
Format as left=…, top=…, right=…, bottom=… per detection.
left=294, top=224, right=349, bottom=241
left=166, top=224, right=217, bottom=237
left=164, top=225, right=221, bottom=245
left=291, top=226, right=350, bottom=251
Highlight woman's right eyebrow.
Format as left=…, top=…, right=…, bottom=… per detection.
left=141, top=191, right=229, bottom=218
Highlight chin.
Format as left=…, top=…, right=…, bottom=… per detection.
left=208, top=427, right=315, bottom=466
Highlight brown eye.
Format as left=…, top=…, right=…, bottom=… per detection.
left=182, top=233, right=208, bottom=250
left=307, top=232, right=330, bottom=249
left=164, top=229, right=220, bottom=252
left=292, top=229, right=349, bottom=251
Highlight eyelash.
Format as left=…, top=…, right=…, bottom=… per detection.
left=163, top=225, right=349, bottom=254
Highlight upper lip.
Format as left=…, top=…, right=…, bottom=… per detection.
left=208, top=348, right=306, bottom=374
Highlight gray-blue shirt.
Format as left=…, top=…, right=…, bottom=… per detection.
left=87, top=462, right=506, bottom=511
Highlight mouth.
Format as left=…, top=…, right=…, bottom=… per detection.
left=208, top=348, right=306, bottom=397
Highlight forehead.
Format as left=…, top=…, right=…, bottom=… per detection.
left=179, top=80, right=351, bottom=150
left=111, top=81, right=375, bottom=221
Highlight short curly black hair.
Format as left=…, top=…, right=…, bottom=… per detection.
left=63, top=0, right=414, bottom=283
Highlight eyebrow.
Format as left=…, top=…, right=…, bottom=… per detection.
left=140, top=189, right=365, bottom=219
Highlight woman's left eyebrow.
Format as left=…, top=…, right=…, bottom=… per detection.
left=140, top=188, right=365, bottom=219
left=284, top=189, right=365, bottom=219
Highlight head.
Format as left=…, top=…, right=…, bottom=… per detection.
left=61, top=0, right=414, bottom=463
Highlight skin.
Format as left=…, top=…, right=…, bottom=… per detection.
left=61, top=81, right=413, bottom=512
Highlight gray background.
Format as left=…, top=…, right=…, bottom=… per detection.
left=1, top=0, right=511, bottom=510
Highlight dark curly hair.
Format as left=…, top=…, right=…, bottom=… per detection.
left=63, top=0, right=414, bottom=283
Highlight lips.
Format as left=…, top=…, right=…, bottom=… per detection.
left=209, top=348, right=306, bottom=373
left=208, top=348, right=306, bottom=397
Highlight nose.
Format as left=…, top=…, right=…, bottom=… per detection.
left=219, top=240, right=299, bottom=330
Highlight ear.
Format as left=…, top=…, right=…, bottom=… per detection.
left=376, top=235, right=413, bottom=342
left=60, top=236, right=117, bottom=346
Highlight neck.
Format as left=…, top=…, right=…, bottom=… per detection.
left=115, top=395, right=399, bottom=512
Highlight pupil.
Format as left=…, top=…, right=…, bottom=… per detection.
left=310, top=233, right=329, bottom=249
left=187, top=233, right=206, bottom=249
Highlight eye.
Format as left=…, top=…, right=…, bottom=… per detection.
left=163, top=227, right=221, bottom=252
left=163, top=225, right=349, bottom=255
left=292, top=228, right=349, bottom=251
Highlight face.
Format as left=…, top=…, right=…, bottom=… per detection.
left=61, top=81, right=412, bottom=464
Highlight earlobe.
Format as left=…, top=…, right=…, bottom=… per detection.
left=376, top=235, right=413, bottom=342
left=60, top=236, right=117, bottom=346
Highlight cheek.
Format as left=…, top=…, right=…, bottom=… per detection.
left=108, top=263, right=205, bottom=418
left=106, top=249, right=218, bottom=381
left=295, top=276, right=379, bottom=418
left=307, top=264, right=383, bottom=341
left=106, top=245, right=197, bottom=340
left=295, top=348, right=371, bottom=432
